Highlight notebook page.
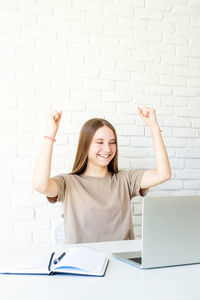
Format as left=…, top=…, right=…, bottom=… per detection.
left=0, top=249, right=51, bottom=274
left=55, top=247, right=106, bottom=273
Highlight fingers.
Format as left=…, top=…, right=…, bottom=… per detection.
left=52, top=110, right=62, bottom=121
left=138, top=106, right=155, bottom=118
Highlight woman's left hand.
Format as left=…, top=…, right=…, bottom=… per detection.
left=138, top=106, right=159, bottom=130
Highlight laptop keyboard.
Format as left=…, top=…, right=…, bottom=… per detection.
left=128, top=257, right=142, bottom=265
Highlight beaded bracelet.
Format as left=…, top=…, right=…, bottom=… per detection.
left=44, top=135, right=56, bottom=142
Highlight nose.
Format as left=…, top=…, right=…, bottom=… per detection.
left=102, top=143, right=112, bottom=153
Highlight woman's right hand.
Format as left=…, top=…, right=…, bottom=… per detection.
left=45, top=110, right=62, bottom=138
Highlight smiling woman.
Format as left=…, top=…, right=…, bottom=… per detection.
left=71, top=119, right=118, bottom=177
left=32, top=108, right=171, bottom=244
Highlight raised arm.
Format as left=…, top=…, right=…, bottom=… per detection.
left=32, top=111, right=62, bottom=199
left=138, top=107, right=171, bottom=189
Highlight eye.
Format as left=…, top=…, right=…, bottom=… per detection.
left=96, top=142, right=103, bottom=144
left=110, top=142, right=116, bottom=144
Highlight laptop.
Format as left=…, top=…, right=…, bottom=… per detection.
left=113, top=195, right=200, bottom=269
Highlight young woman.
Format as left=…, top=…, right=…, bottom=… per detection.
left=33, top=107, right=171, bottom=244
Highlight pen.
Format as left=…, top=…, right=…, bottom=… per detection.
left=53, top=252, right=66, bottom=265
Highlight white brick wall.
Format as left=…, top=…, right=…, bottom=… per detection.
left=0, top=0, right=200, bottom=245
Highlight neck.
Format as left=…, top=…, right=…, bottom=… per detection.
left=83, top=165, right=108, bottom=178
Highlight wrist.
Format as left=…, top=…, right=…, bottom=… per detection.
left=44, top=135, right=56, bottom=142
left=150, top=125, right=161, bottom=136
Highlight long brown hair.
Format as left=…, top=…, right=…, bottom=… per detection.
left=71, top=118, right=118, bottom=175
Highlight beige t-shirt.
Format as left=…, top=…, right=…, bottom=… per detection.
left=47, top=170, right=148, bottom=244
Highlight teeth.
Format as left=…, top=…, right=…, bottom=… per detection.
left=98, top=154, right=110, bottom=158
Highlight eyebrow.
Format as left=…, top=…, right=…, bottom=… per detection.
left=95, top=138, right=116, bottom=141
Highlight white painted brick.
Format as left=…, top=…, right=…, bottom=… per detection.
left=164, top=117, right=190, bottom=127
left=71, top=21, right=103, bottom=34
left=0, top=158, right=30, bottom=170
left=84, top=79, right=115, bottom=91
left=0, top=120, right=17, bottom=132
left=160, top=75, right=186, bottom=86
left=176, top=108, right=200, bottom=118
left=104, top=25, right=133, bottom=38
left=131, top=158, right=154, bottom=169
left=0, top=207, right=34, bottom=220
left=68, top=65, right=99, bottom=78
left=117, top=59, right=145, bottom=72
left=173, top=4, right=197, bottom=16
left=116, top=82, right=144, bottom=93
left=119, top=147, right=147, bottom=157
left=104, top=3, right=134, bottom=16
left=15, top=220, right=50, bottom=231
left=118, top=157, right=131, bottom=169
left=135, top=8, right=163, bottom=20
left=87, top=101, right=117, bottom=113
left=164, top=34, right=189, bottom=46
left=37, top=15, right=70, bottom=30
left=117, top=136, right=131, bottom=146
left=164, top=137, right=187, bottom=147
left=167, top=158, right=185, bottom=169
left=189, top=0, right=200, bottom=5
left=191, top=17, right=200, bottom=27
left=184, top=180, right=200, bottom=190
left=176, top=170, right=200, bottom=180
left=33, top=230, right=52, bottom=244
left=187, top=138, right=200, bottom=147
left=22, top=26, right=57, bottom=39
left=162, top=54, right=188, bottom=66
left=191, top=119, right=200, bottom=128
left=175, top=66, right=200, bottom=77
left=149, top=20, right=175, bottom=33
left=132, top=215, right=142, bottom=226
left=85, top=55, right=116, bottom=68
left=36, top=39, right=68, bottom=51
left=119, top=17, right=147, bottom=29
left=176, top=45, right=199, bottom=57
left=174, top=87, right=200, bottom=97
left=16, top=48, right=51, bottom=61
left=135, top=29, right=163, bottom=42
left=133, top=226, right=142, bottom=239
left=87, top=12, right=117, bottom=25
left=133, top=49, right=161, bottom=63
left=174, top=128, right=198, bottom=138
left=105, top=113, right=135, bottom=125
left=150, top=42, right=175, bottom=55
left=103, top=91, right=132, bottom=102
left=0, top=220, right=14, bottom=232
left=54, top=8, right=85, bottom=21
left=71, top=112, right=103, bottom=124
left=164, top=13, right=190, bottom=25
left=73, top=0, right=103, bottom=12
left=133, top=203, right=142, bottom=215
left=0, top=0, right=18, bottom=10
left=145, top=85, right=172, bottom=96
left=2, top=11, right=37, bottom=25
left=155, top=180, right=184, bottom=190
left=189, top=78, right=200, bottom=87
left=102, top=46, right=131, bottom=59
left=133, top=94, right=161, bottom=106
left=0, top=232, right=32, bottom=246
left=176, top=148, right=200, bottom=158
left=132, top=72, right=160, bottom=84
left=0, top=21, right=20, bottom=35
left=186, top=159, right=200, bottom=168
left=116, top=126, right=144, bottom=136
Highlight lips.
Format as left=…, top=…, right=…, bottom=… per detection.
left=97, top=154, right=111, bottom=159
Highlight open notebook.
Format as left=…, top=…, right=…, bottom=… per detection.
left=0, top=247, right=109, bottom=277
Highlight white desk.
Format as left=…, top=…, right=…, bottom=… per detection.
left=1, top=240, right=200, bottom=300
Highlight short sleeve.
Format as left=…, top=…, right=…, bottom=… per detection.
left=128, top=170, right=149, bottom=198
left=46, top=174, right=66, bottom=203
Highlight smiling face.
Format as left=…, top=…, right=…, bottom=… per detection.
left=86, top=126, right=117, bottom=171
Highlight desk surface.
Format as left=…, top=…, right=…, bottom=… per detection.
left=0, top=240, right=200, bottom=300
